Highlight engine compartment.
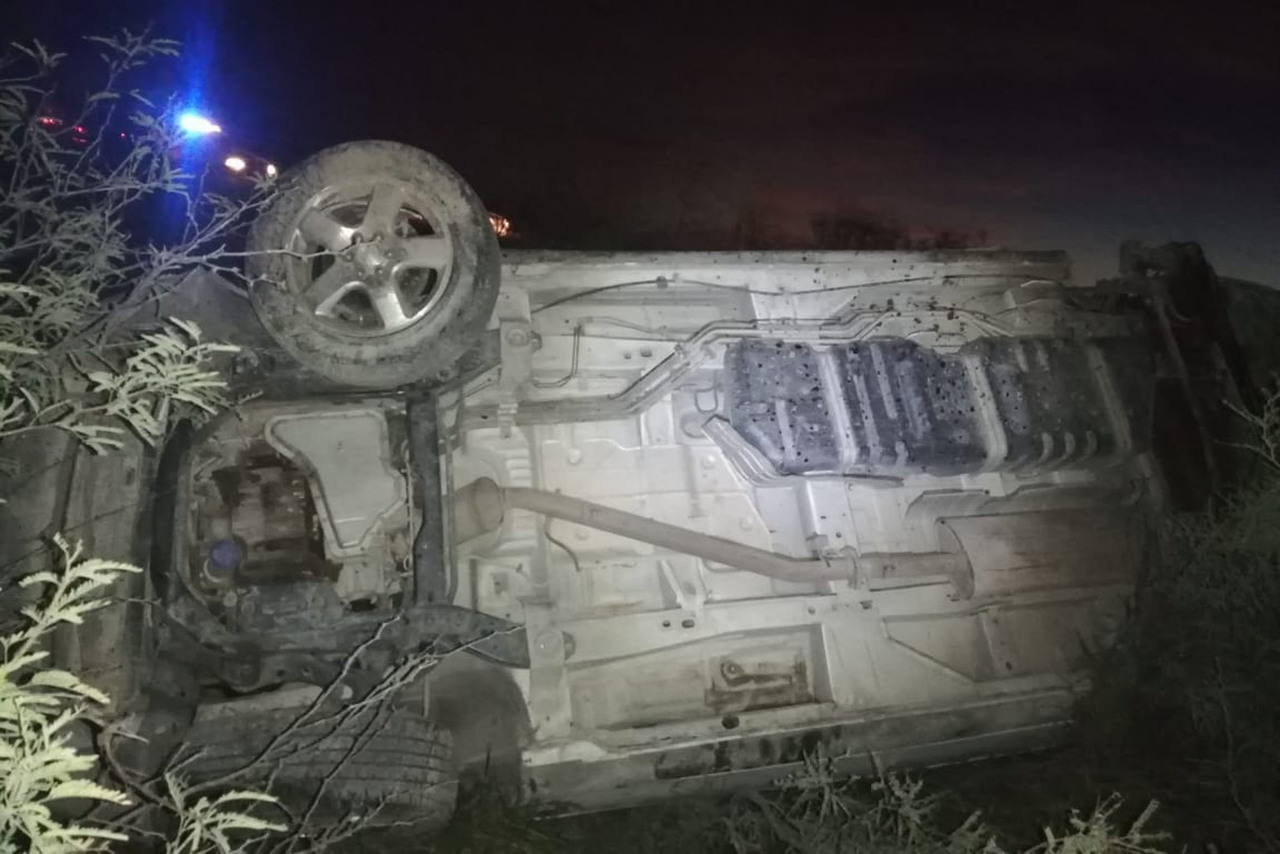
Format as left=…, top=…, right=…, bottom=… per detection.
left=177, top=402, right=414, bottom=643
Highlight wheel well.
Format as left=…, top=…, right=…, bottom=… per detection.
left=426, top=653, right=531, bottom=776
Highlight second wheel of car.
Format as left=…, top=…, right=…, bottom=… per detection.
left=246, top=141, right=500, bottom=389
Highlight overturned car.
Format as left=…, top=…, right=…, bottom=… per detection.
left=1, top=141, right=1248, bottom=829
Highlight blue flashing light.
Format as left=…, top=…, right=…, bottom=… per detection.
left=178, top=112, right=222, bottom=135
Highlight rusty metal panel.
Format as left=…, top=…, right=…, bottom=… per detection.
left=968, top=338, right=1114, bottom=471
left=725, top=339, right=840, bottom=474
left=725, top=336, right=1144, bottom=478
left=833, top=340, right=986, bottom=474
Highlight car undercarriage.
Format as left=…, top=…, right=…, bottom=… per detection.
left=1, top=140, right=1240, bottom=831
left=150, top=246, right=1161, bottom=814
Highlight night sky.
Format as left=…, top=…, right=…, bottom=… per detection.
left=12, top=1, right=1280, bottom=284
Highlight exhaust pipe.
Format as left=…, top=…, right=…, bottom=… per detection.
left=453, top=478, right=970, bottom=588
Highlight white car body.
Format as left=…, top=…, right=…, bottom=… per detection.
left=0, top=248, right=1159, bottom=817
left=437, top=248, right=1154, bottom=808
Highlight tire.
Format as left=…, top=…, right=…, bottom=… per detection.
left=246, top=141, right=500, bottom=389
left=183, top=699, right=457, bottom=832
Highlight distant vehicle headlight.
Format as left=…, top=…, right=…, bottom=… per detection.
left=224, top=155, right=248, bottom=173
left=178, top=112, right=222, bottom=135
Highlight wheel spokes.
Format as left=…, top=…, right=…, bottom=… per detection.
left=299, top=209, right=356, bottom=253
left=360, top=183, right=407, bottom=238
left=291, top=181, right=449, bottom=335
left=306, top=260, right=362, bottom=316
left=400, top=235, right=452, bottom=271
left=368, top=282, right=413, bottom=331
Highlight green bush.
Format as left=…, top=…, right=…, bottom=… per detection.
left=0, top=536, right=284, bottom=853
left=401, top=760, right=1166, bottom=854
left=0, top=28, right=285, bottom=853
left=0, top=30, right=266, bottom=458
left=1083, top=392, right=1280, bottom=852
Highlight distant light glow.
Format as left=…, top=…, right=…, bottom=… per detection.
left=178, top=112, right=222, bottom=135
left=265, top=163, right=278, bottom=178
left=223, top=155, right=247, bottom=173
left=37, top=116, right=60, bottom=127
left=488, top=212, right=512, bottom=238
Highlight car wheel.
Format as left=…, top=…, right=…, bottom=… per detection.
left=183, top=697, right=457, bottom=832
left=246, top=140, right=500, bottom=389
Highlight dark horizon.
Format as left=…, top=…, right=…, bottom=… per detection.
left=11, top=0, right=1280, bottom=285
